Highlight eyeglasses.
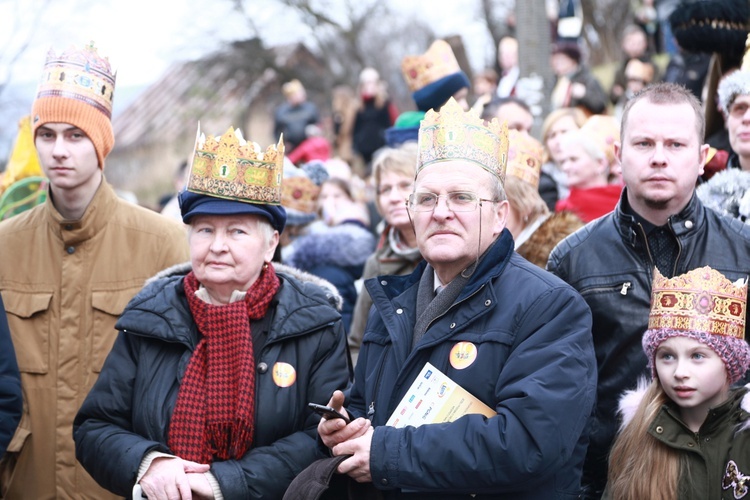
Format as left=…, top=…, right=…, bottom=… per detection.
left=378, top=181, right=413, bottom=197
left=729, top=101, right=750, bottom=118
left=407, top=191, right=496, bottom=212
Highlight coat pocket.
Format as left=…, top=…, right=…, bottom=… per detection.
left=1, top=290, right=53, bottom=374
left=91, top=288, right=139, bottom=373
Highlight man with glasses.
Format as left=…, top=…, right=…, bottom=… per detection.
left=316, top=98, right=597, bottom=498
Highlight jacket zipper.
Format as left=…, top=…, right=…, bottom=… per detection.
left=367, top=344, right=390, bottom=420
left=667, top=217, right=682, bottom=277
left=580, top=282, right=633, bottom=296
left=366, top=284, right=487, bottom=420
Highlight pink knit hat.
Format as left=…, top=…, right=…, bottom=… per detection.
left=643, top=267, right=750, bottom=384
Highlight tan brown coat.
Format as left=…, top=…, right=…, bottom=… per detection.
left=0, top=180, right=189, bottom=499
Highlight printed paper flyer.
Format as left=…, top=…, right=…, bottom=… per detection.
left=386, top=362, right=495, bottom=428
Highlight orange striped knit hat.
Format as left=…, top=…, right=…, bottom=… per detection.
left=31, top=41, right=116, bottom=169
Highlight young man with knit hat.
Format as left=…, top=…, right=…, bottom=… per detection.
left=317, top=98, right=597, bottom=498
left=0, top=42, right=190, bottom=499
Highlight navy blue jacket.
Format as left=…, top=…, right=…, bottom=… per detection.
left=0, top=295, right=21, bottom=456
left=349, top=231, right=597, bottom=499
left=73, top=265, right=350, bottom=499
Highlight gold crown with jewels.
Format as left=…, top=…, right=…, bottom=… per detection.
left=35, top=41, right=116, bottom=119
left=186, top=125, right=284, bottom=205
left=417, top=97, right=509, bottom=182
left=506, top=130, right=544, bottom=187
left=401, top=40, right=461, bottom=92
left=649, top=267, right=747, bottom=339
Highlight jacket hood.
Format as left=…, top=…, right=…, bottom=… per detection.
left=286, top=221, right=376, bottom=272
left=146, top=261, right=343, bottom=311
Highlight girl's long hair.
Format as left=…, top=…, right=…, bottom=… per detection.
left=607, top=379, right=682, bottom=500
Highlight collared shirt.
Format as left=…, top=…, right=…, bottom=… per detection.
left=621, top=196, right=678, bottom=277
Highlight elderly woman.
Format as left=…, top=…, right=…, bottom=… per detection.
left=73, top=128, right=350, bottom=499
left=555, top=129, right=623, bottom=222
left=504, top=130, right=583, bottom=268
left=347, top=143, right=422, bottom=365
left=538, top=107, right=587, bottom=210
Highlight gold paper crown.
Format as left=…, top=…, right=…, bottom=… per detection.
left=417, top=97, right=509, bottom=182
left=282, top=175, right=320, bottom=214
left=506, top=130, right=543, bottom=187
left=401, top=40, right=462, bottom=92
left=186, top=125, right=284, bottom=205
left=649, top=267, right=747, bottom=339
left=36, top=41, right=116, bottom=118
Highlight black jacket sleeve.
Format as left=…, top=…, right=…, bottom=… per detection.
left=0, top=295, right=23, bottom=456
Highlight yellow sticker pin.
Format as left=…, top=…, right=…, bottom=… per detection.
left=449, top=341, right=477, bottom=370
left=272, top=362, right=296, bottom=387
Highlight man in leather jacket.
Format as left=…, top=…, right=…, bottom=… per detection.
left=547, top=82, right=750, bottom=499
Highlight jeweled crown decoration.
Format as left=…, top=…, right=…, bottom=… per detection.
left=186, top=126, right=284, bottom=205
left=401, top=40, right=461, bottom=92
left=36, top=41, right=116, bottom=118
left=649, top=267, right=747, bottom=339
left=417, top=97, right=509, bottom=182
left=282, top=175, right=319, bottom=214
left=506, top=130, right=543, bottom=186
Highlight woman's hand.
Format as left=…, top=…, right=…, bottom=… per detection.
left=187, top=472, right=214, bottom=499
left=139, top=457, right=210, bottom=499
left=317, top=390, right=371, bottom=449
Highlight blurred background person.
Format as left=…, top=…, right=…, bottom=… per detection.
left=73, top=126, right=350, bottom=499
left=352, top=67, right=398, bottom=175
left=470, top=68, right=499, bottom=116
left=613, top=58, right=657, bottom=120
left=330, top=84, right=358, bottom=164
left=556, top=130, right=623, bottom=222
left=496, top=36, right=520, bottom=99
left=285, top=176, right=376, bottom=336
left=609, top=25, right=656, bottom=106
left=274, top=79, right=320, bottom=153
left=504, top=130, right=584, bottom=268
left=348, top=143, right=422, bottom=366
left=286, top=124, right=331, bottom=166
left=159, top=159, right=190, bottom=221
left=538, top=107, right=588, bottom=210
left=493, top=97, right=534, bottom=133
left=550, top=42, right=608, bottom=116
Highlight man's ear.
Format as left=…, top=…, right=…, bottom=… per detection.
left=495, top=200, right=510, bottom=236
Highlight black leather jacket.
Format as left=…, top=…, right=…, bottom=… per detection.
left=547, top=188, right=750, bottom=498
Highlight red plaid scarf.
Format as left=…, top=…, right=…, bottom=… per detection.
left=168, top=264, right=280, bottom=463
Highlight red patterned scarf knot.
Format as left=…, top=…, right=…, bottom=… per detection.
left=168, top=263, right=280, bottom=463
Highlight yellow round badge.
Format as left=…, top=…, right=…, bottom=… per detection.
left=272, top=362, right=296, bottom=387
left=449, top=342, right=477, bottom=370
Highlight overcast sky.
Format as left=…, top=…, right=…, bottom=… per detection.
left=0, top=0, right=497, bottom=156
left=2, top=0, right=495, bottom=87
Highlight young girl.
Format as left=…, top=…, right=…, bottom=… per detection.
left=606, top=266, right=750, bottom=500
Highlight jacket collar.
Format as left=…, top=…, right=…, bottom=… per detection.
left=44, top=179, right=118, bottom=246
left=376, top=229, right=515, bottom=301
left=614, top=187, right=704, bottom=246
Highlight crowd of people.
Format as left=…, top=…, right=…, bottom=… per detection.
left=2, top=5, right=750, bottom=498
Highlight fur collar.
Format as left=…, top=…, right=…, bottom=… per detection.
left=617, top=377, right=651, bottom=429
left=618, top=379, right=750, bottom=432
left=146, top=261, right=343, bottom=311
